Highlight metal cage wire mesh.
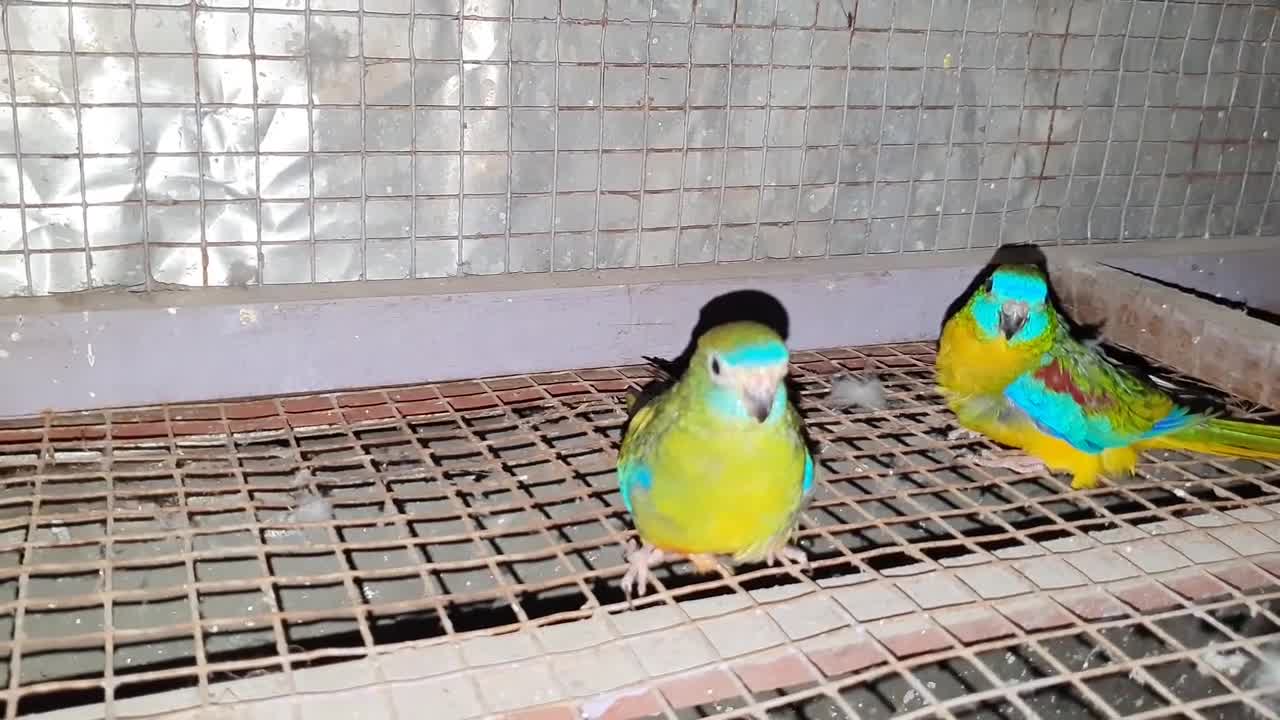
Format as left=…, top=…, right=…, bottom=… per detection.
left=1, top=0, right=1279, bottom=296
left=0, top=341, right=1278, bottom=717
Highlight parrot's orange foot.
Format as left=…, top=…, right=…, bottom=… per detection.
left=765, top=544, right=808, bottom=569
left=965, top=449, right=1046, bottom=474
left=946, top=427, right=984, bottom=442
left=686, top=553, right=723, bottom=574
left=620, top=544, right=727, bottom=597
left=620, top=541, right=664, bottom=598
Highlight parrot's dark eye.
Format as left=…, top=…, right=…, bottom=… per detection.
left=709, top=356, right=723, bottom=377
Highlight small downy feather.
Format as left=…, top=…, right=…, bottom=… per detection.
left=829, top=373, right=887, bottom=411
left=287, top=489, right=334, bottom=523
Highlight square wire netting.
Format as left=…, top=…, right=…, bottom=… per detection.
left=0, top=341, right=1278, bottom=717
left=3, top=0, right=1280, bottom=295
left=655, top=584, right=1280, bottom=720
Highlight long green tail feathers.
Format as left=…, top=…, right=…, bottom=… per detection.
left=1147, top=418, right=1280, bottom=461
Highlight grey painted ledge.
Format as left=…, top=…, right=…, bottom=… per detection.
left=0, top=238, right=1277, bottom=418
left=1104, top=252, right=1280, bottom=317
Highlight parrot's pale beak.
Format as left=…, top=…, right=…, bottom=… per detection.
left=999, top=301, right=1028, bottom=340
left=739, top=369, right=782, bottom=423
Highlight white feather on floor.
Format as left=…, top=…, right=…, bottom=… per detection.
left=828, top=373, right=887, bottom=411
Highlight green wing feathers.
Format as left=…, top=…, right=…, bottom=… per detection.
left=1054, top=332, right=1280, bottom=462
left=1147, top=416, right=1280, bottom=461
left=1013, top=329, right=1182, bottom=450
left=1011, top=321, right=1280, bottom=465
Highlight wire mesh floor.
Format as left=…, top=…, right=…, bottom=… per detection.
left=2, top=342, right=1280, bottom=718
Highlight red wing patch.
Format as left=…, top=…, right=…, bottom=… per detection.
left=1033, top=360, right=1112, bottom=410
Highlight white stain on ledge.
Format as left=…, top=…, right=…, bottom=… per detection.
left=239, top=308, right=258, bottom=326
left=86, top=343, right=96, bottom=367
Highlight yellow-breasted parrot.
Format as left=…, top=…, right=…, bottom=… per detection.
left=617, top=320, right=812, bottom=597
left=937, top=264, right=1280, bottom=490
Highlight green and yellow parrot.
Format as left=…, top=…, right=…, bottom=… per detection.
left=937, top=263, right=1280, bottom=490
left=617, top=320, right=813, bottom=597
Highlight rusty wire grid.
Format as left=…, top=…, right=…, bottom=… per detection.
left=1, top=342, right=1280, bottom=718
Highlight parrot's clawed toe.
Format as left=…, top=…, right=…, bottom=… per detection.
left=687, top=553, right=723, bottom=574
left=966, top=449, right=1046, bottom=474
left=620, top=541, right=664, bottom=598
left=946, top=427, right=984, bottom=442
left=765, top=544, right=808, bottom=569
